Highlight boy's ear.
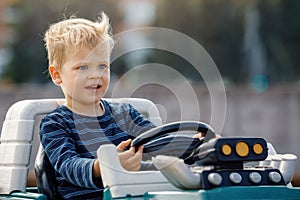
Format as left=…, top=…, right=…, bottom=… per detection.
left=49, top=65, right=62, bottom=85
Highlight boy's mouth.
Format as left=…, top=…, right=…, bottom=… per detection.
left=86, top=84, right=101, bottom=89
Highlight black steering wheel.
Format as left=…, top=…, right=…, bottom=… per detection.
left=131, top=121, right=216, bottom=163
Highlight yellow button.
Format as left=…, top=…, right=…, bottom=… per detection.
left=253, top=143, right=264, bottom=155
left=235, top=141, right=249, bottom=157
left=221, top=144, right=232, bottom=156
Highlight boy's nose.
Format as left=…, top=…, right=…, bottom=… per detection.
left=89, top=70, right=104, bottom=79
left=89, top=73, right=102, bottom=79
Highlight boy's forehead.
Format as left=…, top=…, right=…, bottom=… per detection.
left=87, top=41, right=111, bottom=59
left=69, top=39, right=111, bottom=55
left=65, top=42, right=111, bottom=64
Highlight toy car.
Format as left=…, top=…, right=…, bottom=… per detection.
left=1, top=98, right=300, bottom=200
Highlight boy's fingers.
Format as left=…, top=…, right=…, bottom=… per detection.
left=193, top=132, right=205, bottom=138
left=118, top=146, right=144, bottom=171
left=126, top=146, right=143, bottom=171
left=192, top=132, right=222, bottom=139
left=127, top=146, right=136, bottom=156
left=136, top=146, right=143, bottom=154
left=116, top=139, right=132, bottom=152
left=129, top=146, right=143, bottom=161
left=118, top=146, right=135, bottom=159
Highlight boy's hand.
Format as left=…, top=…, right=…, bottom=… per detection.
left=193, top=132, right=206, bottom=138
left=193, top=132, right=222, bottom=139
left=116, top=139, right=143, bottom=171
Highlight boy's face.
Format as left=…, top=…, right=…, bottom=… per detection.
left=49, top=41, right=111, bottom=110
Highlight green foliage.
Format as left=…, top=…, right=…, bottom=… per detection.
left=154, top=0, right=300, bottom=84
left=259, top=0, right=300, bottom=83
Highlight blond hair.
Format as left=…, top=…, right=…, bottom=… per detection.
left=44, top=12, right=114, bottom=69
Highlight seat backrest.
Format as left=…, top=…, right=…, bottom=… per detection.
left=0, top=98, right=161, bottom=196
left=34, top=144, right=61, bottom=200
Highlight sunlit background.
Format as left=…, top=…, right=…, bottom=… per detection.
left=1, top=0, right=300, bottom=185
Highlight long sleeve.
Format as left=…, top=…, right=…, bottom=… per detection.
left=38, top=101, right=157, bottom=199
left=40, top=114, right=99, bottom=189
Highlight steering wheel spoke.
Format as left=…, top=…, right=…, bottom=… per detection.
left=131, top=121, right=216, bottom=163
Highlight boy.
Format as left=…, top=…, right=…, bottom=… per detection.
left=40, top=12, right=156, bottom=199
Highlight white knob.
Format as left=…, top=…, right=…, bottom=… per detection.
left=229, top=172, right=242, bottom=184
left=269, top=171, right=282, bottom=183
left=249, top=172, right=262, bottom=183
left=208, top=173, right=222, bottom=186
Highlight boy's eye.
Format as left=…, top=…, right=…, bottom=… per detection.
left=78, top=66, right=88, bottom=70
left=97, top=64, right=108, bottom=70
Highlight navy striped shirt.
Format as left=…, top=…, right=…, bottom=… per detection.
left=39, top=99, right=156, bottom=199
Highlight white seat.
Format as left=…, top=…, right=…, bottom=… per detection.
left=0, top=98, right=162, bottom=194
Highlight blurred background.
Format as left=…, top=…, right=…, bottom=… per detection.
left=1, top=0, right=300, bottom=185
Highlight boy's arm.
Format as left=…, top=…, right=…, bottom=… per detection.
left=40, top=116, right=100, bottom=189
left=93, top=159, right=101, bottom=178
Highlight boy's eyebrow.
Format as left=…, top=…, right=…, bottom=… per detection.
left=73, top=60, right=110, bottom=67
left=71, top=61, right=89, bottom=67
